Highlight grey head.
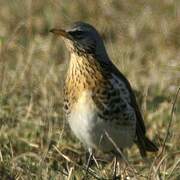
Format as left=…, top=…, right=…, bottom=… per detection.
left=50, top=22, right=109, bottom=62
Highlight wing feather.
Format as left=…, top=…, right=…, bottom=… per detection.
left=96, top=60, right=158, bottom=157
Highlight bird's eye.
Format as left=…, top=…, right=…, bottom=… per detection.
left=68, top=30, right=84, bottom=37
left=74, top=30, right=83, bottom=36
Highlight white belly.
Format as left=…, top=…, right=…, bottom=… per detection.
left=68, top=90, right=97, bottom=148
left=68, top=90, right=135, bottom=152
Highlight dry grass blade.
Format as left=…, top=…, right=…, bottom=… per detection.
left=105, top=131, right=138, bottom=179
left=167, top=158, right=180, bottom=178
left=160, top=87, right=180, bottom=155
left=67, top=167, right=74, bottom=180
left=149, top=87, right=180, bottom=179
left=53, top=145, right=104, bottom=180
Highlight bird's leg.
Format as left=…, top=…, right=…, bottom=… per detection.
left=113, top=150, right=123, bottom=180
left=112, top=156, right=118, bottom=180
left=85, top=148, right=93, bottom=178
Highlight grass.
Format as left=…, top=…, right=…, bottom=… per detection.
left=0, top=0, right=180, bottom=179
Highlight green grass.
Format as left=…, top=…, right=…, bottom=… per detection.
left=0, top=0, right=179, bottom=179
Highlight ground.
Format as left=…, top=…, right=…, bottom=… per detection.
left=0, top=0, right=179, bottom=179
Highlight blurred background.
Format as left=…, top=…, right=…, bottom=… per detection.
left=0, top=0, right=179, bottom=179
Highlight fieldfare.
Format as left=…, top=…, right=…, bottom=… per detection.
left=50, top=22, right=158, bottom=161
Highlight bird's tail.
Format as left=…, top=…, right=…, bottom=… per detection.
left=136, top=134, right=158, bottom=157
left=136, top=123, right=158, bottom=157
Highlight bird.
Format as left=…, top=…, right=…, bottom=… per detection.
left=50, top=22, right=158, bottom=164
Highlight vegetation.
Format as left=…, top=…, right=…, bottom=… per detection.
left=0, top=0, right=179, bottom=179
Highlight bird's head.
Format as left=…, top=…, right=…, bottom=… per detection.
left=50, top=22, right=109, bottom=60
